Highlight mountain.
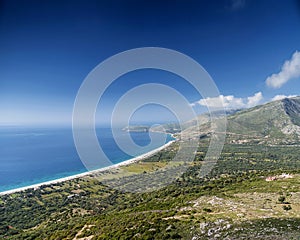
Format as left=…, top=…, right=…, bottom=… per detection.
left=151, top=109, right=240, bottom=134
left=177, top=96, right=300, bottom=145
left=283, top=97, right=300, bottom=127
left=225, top=96, right=300, bottom=145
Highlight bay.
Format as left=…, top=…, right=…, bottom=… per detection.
left=0, top=127, right=174, bottom=192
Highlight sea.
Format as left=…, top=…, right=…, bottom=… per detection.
left=0, top=126, right=174, bottom=192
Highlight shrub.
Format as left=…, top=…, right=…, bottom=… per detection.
left=203, top=208, right=213, bottom=213
left=278, top=196, right=286, bottom=204
left=283, top=205, right=292, bottom=211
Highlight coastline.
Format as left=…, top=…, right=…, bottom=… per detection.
left=0, top=139, right=176, bottom=196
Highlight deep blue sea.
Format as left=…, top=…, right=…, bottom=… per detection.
left=0, top=127, right=174, bottom=192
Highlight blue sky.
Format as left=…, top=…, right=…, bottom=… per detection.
left=0, top=0, right=300, bottom=125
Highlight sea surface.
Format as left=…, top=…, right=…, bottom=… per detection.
left=0, top=127, right=174, bottom=192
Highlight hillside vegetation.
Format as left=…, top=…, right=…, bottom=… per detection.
left=1, top=97, right=300, bottom=239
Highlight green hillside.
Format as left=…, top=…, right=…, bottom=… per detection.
left=1, top=97, right=300, bottom=239
left=226, top=97, right=300, bottom=144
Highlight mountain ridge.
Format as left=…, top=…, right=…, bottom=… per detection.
left=178, top=96, right=300, bottom=145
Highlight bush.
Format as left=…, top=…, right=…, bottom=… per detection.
left=278, top=196, right=286, bottom=203
left=203, top=208, right=213, bottom=213
left=283, top=205, right=292, bottom=211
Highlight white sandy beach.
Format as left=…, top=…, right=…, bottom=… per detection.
left=0, top=140, right=176, bottom=196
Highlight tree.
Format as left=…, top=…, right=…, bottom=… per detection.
left=283, top=205, right=292, bottom=211
left=278, top=196, right=286, bottom=204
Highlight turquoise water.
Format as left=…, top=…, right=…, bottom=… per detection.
left=0, top=127, right=174, bottom=192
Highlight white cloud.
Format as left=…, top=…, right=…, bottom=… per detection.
left=247, top=92, right=263, bottom=107
left=266, top=51, right=300, bottom=89
left=198, top=95, right=244, bottom=109
left=271, top=94, right=297, bottom=102
left=192, top=92, right=263, bottom=110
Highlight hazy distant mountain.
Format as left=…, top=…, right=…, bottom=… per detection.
left=151, top=109, right=240, bottom=134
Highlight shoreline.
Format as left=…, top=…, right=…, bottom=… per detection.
left=0, top=139, right=176, bottom=196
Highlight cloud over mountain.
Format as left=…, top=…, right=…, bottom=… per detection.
left=271, top=94, right=297, bottom=102
left=266, top=51, right=300, bottom=89
left=191, top=92, right=263, bottom=110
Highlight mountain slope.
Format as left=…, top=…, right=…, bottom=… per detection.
left=226, top=97, right=300, bottom=144
left=283, top=97, right=300, bottom=127
left=179, top=96, right=300, bottom=145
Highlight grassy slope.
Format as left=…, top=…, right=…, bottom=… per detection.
left=1, top=142, right=300, bottom=239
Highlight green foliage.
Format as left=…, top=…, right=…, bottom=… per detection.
left=1, top=141, right=300, bottom=239
left=283, top=205, right=292, bottom=211
left=203, top=208, right=212, bottom=213
left=278, top=196, right=286, bottom=203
